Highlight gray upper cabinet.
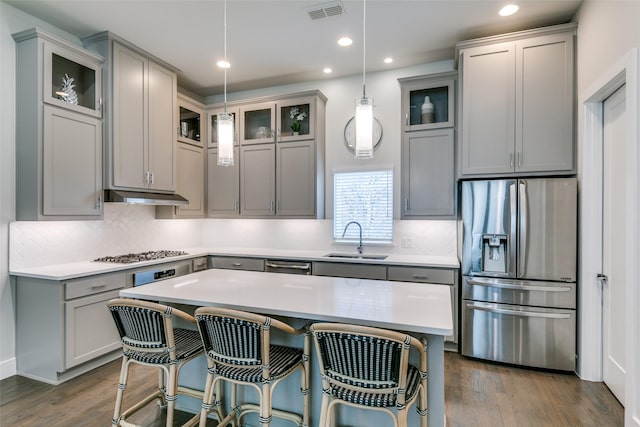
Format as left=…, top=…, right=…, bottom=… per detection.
left=83, top=32, right=178, bottom=192
left=240, top=144, right=276, bottom=216
left=157, top=94, right=206, bottom=219
left=399, top=72, right=457, bottom=220
left=206, top=90, right=326, bottom=219
left=458, top=24, right=576, bottom=177
left=402, top=128, right=455, bottom=218
left=14, top=28, right=104, bottom=220
left=207, top=147, right=240, bottom=217
left=277, top=141, right=317, bottom=216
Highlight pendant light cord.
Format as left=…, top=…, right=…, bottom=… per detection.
left=362, top=0, right=366, bottom=98
left=223, top=0, right=228, bottom=113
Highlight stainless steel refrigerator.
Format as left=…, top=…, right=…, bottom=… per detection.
left=461, top=177, right=577, bottom=371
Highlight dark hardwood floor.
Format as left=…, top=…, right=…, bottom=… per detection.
left=0, top=352, right=624, bottom=426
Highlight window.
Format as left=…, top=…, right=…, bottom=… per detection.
left=333, top=169, right=393, bottom=243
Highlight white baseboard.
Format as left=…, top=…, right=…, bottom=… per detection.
left=0, top=357, right=16, bottom=380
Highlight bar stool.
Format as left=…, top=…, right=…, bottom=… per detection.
left=194, top=306, right=311, bottom=427
left=108, top=298, right=223, bottom=427
left=310, top=322, right=428, bottom=427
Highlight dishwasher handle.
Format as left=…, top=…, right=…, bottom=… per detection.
left=265, top=261, right=311, bottom=272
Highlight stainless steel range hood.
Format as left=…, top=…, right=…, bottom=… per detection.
left=104, top=190, right=189, bottom=205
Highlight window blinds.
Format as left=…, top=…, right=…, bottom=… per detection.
left=333, top=169, right=393, bottom=243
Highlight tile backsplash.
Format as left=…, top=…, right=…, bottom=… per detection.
left=9, top=204, right=203, bottom=269
left=10, top=204, right=458, bottom=269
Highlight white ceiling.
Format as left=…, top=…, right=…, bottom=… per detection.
left=5, top=0, right=582, bottom=97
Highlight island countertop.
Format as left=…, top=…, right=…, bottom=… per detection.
left=119, top=267, right=453, bottom=336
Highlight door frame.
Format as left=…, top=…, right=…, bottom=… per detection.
left=579, top=48, right=638, bottom=426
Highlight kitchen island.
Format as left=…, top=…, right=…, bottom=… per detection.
left=120, top=268, right=452, bottom=426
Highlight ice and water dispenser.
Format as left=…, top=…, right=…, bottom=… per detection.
left=481, top=234, right=508, bottom=274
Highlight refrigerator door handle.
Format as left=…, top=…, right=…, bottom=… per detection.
left=518, top=180, right=528, bottom=277
left=509, top=182, right=518, bottom=277
left=466, top=278, right=572, bottom=293
left=465, top=301, right=572, bottom=319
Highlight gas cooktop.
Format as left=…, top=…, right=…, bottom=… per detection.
left=93, top=250, right=188, bottom=264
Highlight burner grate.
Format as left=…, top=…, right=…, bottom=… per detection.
left=94, top=250, right=188, bottom=264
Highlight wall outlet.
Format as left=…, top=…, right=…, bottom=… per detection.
left=401, top=237, right=413, bottom=248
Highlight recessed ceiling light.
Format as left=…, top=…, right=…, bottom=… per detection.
left=384, top=57, right=393, bottom=64
left=216, top=60, right=230, bottom=69
left=499, top=4, right=519, bottom=16
left=323, top=67, right=333, bottom=74
left=337, top=37, right=352, bottom=47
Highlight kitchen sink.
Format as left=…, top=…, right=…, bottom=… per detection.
left=323, top=253, right=388, bottom=260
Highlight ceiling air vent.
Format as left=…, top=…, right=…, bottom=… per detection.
left=306, top=1, right=345, bottom=20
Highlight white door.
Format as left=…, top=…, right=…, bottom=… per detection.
left=602, top=84, right=626, bottom=403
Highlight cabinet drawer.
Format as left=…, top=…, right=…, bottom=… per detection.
left=313, top=262, right=387, bottom=280
left=387, top=266, right=454, bottom=285
left=211, top=256, right=264, bottom=272
left=65, top=272, right=126, bottom=300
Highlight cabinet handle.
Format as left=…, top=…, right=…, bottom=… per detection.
left=276, top=200, right=280, bottom=213
left=270, top=200, right=274, bottom=212
left=271, top=128, right=275, bottom=139
left=277, top=128, right=281, bottom=138
left=150, top=172, right=155, bottom=184
left=404, top=198, right=409, bottom=211
left=405, top=113, right=409, bottom=126
left=90, top=285, right=107, bottom=291
left=98, top=97, right=103, bottom=112
left=177, top=126, right=181, bottom=138
left=509, top=152, right=514, bottom=168
left=412, top=274, right=428, bottom=280
left=233, top=262, right=242, bottom=267
left=235, top=200, right=239, bottom=213
left=97, top=194, right=103, bottom=210
left=517, top=152, right=522, bottom=167
left=143, top=171, right=149, bottom=184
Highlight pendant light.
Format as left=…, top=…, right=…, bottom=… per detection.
left=354, top=0, right=374, bottom=159
left=217, top=0, right=234, bottom=166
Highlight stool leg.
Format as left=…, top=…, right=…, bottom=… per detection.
left=301, top=365, right=310, bottom=427
left=112, top=356, right=130, bottom=426
left=260, top=382, right=271, bottom=426
left=199, top=366, right=215, bottom=427
left=165, top=363, right=177, bottom=427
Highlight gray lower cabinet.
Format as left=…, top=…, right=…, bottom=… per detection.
left=312, top=262, right=387, bottom=281
left=207, top=147, right=240, bottom=217
left=401, top=128, right=455, bottom=219
left=16, top=272, right=125, bottom=384
left=387, top=266, right=459, bottom=345
left=458, top=24, right=575, bottom=177
left=210, top=256, right=265, bottom=272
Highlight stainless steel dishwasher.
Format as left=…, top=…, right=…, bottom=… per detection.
left=264, top=259, right=312, bottom=275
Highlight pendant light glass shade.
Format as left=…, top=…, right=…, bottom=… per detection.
left=355, top=97, right=374, bottom=159
left=217, top=112, right=234, bottom=166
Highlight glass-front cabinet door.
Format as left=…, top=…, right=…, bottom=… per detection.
left=43, top=42, right=102, bottom=118
left=400, top=74, right=455, bottom=131
left=177, top=94, right=204, bottom=147
left=239, top=102, right=276, bottom=145
left=277, top=97, right=315, bottom=142
left=208, top=106, right=239, bottom=148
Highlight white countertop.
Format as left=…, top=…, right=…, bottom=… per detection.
left=9, top=246, right=459, bottom=280
left=119, top=268, right=454, bottom=337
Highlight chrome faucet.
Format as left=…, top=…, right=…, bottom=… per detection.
left=342, top=221, right=363, bottom=254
